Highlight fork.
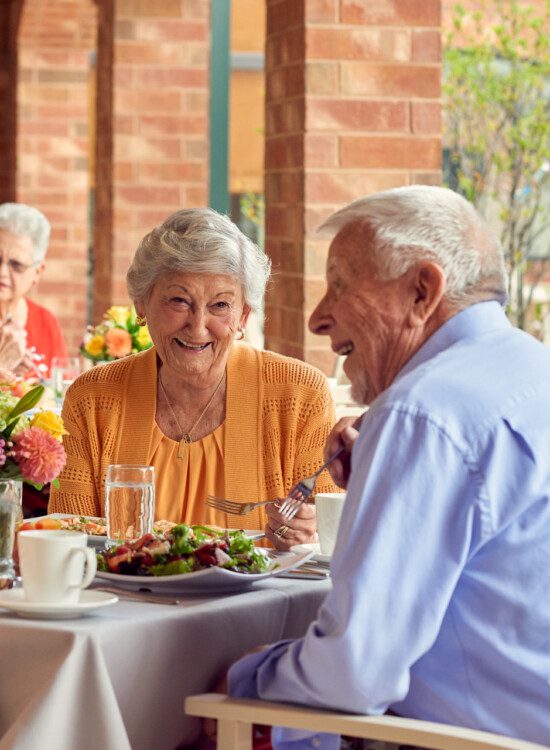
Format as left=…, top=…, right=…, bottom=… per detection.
left=205, top=496, right=276, bottom=516
left=92, top=585, right=181, bottom=605
left=205, top=445, right=345, bottom=519
left=277, top=445, right=345, bottom=522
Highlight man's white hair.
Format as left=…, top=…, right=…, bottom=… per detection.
left=319, top=185, right=508, bottom=308
left=0, top=203, right=51, bottom=264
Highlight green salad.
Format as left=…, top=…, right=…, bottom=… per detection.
left=97, top=524, right=271, bottom=577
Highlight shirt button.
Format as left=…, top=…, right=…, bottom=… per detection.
left=311, top=739, right=321, bottom=748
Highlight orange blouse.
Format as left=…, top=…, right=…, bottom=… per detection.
left=150, top=421, right=226, bottom=527
left=148, top=421, right=267, bottom=531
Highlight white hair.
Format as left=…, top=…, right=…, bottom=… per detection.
left=127, top=207, right=271, bottom=311
left=319, top=185, right=508, bottom=308
left=0, top=203, right=51, bottom=263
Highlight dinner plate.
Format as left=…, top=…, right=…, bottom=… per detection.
left=290, top=543, right=331, bottom=565
left=95, top=548, right=314, bottom=594
left=36, top=515, right=265, bottom=548
left=0, top=589, right=118, bottom=620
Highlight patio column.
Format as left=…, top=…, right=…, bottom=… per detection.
left=93, top=0, right=210, bottom=319
left=263, top=0, right=442, bottom=374
left=0, top=1, right=23, bottom=203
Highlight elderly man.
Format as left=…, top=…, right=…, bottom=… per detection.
left=227, top=186, right=550, bottom=747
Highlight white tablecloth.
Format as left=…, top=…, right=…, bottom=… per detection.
left=0, top=577, right=330, bottom=750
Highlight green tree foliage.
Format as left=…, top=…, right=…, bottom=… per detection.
left=443, top=0, right=550, bottom=330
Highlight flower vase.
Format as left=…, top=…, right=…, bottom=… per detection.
left=0, top=480, right=23, bottom=590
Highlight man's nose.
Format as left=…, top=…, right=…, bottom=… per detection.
left=308, top=298, right=332, bottom=336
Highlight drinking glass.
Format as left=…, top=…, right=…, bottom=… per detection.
left=0, top=480, right=23, bottom=589
left=105, top=465, right=155, bottom=546
left=315, top=493, right=347, bottom=556
left=50, top=356, right=81, bottom=406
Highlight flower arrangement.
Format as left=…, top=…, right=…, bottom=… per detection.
left=80, top=305, right=153, bottom=363
left=0, top=371, right=67, bottom=487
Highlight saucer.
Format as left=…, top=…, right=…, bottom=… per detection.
left=0, top=589, right=118, bottom=620
left=290, top=543, right=331, bottom=565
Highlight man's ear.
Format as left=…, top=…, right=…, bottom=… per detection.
left=408, top=262, right=446, bottom=326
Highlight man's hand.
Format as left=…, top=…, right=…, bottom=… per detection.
left=264, top=500, right=317, bottom=551
left=324, top=415, right=363, bottom=489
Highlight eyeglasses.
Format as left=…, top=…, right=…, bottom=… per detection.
left=0, top=257, right=37, bottom=274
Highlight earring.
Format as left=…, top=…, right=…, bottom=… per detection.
left=136, top=315, right=147, bottom=326
left=235, top=328, right=245, bottom=340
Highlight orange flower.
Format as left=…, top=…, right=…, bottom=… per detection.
left=104, top=328, right=132, bottom=358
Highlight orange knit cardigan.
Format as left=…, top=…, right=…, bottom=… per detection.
left=49, top=343, right=340, bottom=529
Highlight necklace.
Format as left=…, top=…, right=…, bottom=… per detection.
left=158, top=372, right=226, bottom=459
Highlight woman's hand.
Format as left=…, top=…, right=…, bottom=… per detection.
left=264, top=500, right=317, bottom=551
left=0, top=324, right=28, bottom=372
left=324, top=415, right=363, bottom=489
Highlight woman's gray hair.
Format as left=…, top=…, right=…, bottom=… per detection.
left=319, top=185, right=508, bottom=308
left=127, top=207, right=271, bottom=311
left=0, top=203, right=51, bottom=263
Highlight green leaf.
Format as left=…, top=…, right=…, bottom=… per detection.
left=7, top=385, right=44, bottom=421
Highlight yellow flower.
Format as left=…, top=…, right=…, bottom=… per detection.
left=135, top=325, right=152, bottom=349
left=31, top=410, right=68, bottom=442
left=105, top=306, right=130, bottom=326
left=85, top=334, right=105, bottom=357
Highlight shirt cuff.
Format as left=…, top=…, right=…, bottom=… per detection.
left=228, top=643, right=340, bottom=750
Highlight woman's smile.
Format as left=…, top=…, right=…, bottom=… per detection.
left=173, top=337, right=212, bottom=352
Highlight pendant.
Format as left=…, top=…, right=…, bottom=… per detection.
left=177, top=433, right=192, bottom=459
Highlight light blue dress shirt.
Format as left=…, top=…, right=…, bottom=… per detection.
left=228, top=302, right=550, bottom=749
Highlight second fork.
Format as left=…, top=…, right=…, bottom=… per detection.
left=277, top=445, right=345, bottom=523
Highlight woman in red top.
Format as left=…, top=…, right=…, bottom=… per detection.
left=0, top=203, right=67, bottom=377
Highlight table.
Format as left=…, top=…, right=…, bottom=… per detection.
left=0, top=577, right=330, bottom=750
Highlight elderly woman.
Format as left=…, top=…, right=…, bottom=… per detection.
left=0, top=203, right=67, bottom=375
left=49, top=208, right=339, bottom=548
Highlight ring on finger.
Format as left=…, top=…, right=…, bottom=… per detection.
left=274, top=524, right=289, bottom=538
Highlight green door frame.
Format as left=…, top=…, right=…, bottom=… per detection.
left=209, top=0, right=231, bottom=214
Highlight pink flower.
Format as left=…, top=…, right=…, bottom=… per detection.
left=12, top=427, right=66, bottom=485
left=105, top=328, right=132, bottom=358
left=0, top=438, right=6, bottom=467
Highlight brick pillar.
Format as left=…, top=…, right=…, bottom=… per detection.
left=264, top=0, right=442, bottom=374
left=17, top=0, right=98, bottom=353
left=93, top=0, right=210, bottom=318
left=0, top=1, right=23, bottom=203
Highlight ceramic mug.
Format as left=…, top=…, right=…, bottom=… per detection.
left=18, top=530, right=97, bottom=605
left=315, top=493, right=347, bottom=556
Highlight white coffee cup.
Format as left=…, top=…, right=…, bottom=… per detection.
left=315, top=493, right=347, bottom=556
left=18, top=530, right=97, bottom=605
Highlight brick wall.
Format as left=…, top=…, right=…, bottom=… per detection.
left=94, top=0, right=211, bottom=316
left=17, top=0, right=97, bottom=354
left=264, top=0, right=442, bottom=374
left=10, top=0, right=211, bottom=350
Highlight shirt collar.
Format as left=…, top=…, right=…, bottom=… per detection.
left=397, top=301, right=511, bottom=381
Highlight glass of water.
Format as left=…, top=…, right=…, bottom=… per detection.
left=50, top=356, right=81, bottom=407
left=0, top=480, right=23, bottom=589
left=105, top=464, right=155, bottom=546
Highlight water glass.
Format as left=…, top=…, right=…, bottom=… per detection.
left=0, top=480, right=23, bottom=590
left=51, top=356, right=81, bottom=406
left=105, top=465, right=155, bottom=545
